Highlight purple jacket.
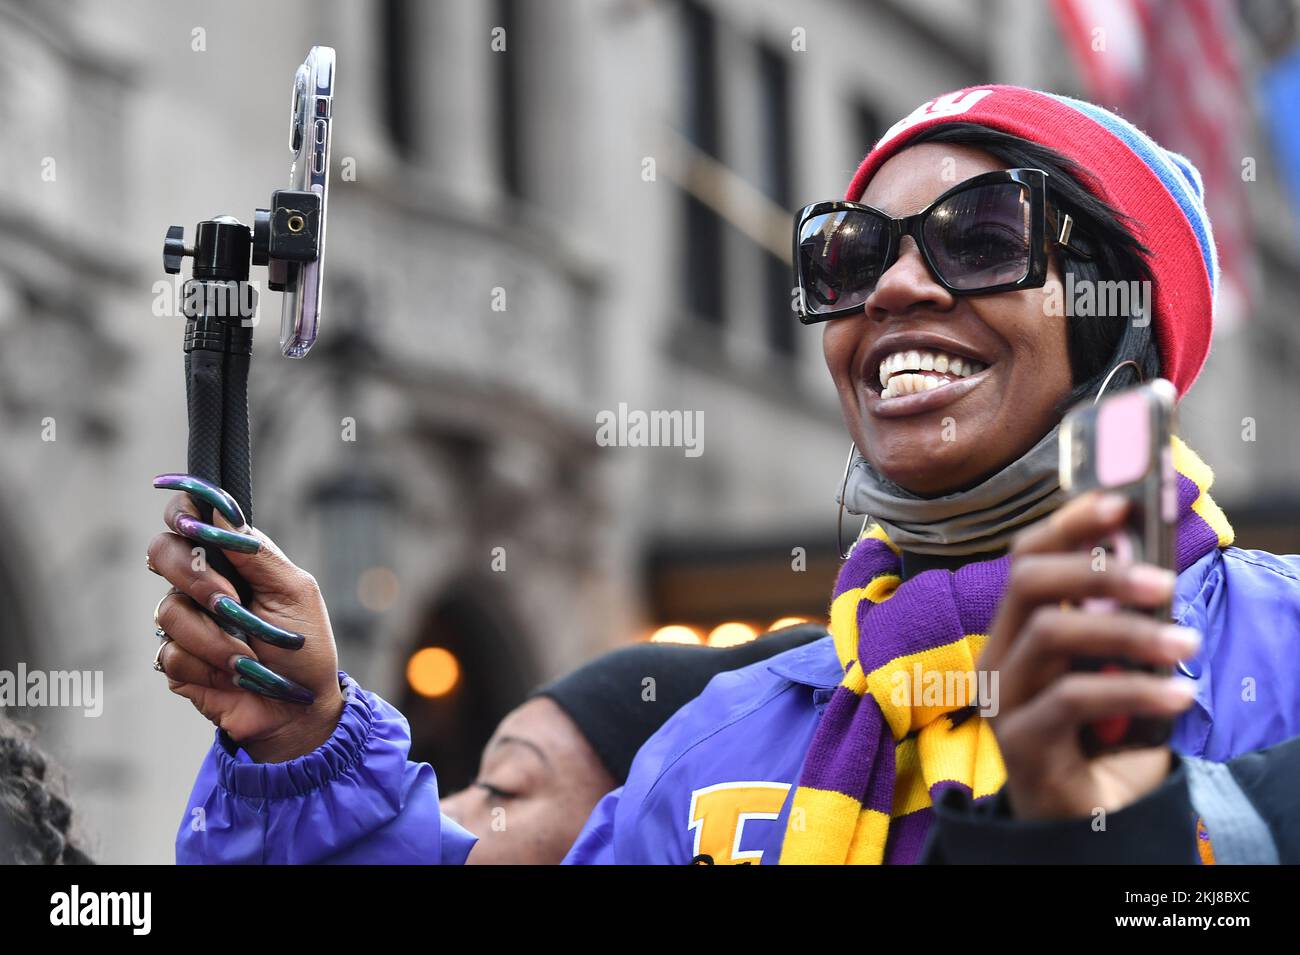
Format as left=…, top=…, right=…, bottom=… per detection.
left=177, top=546, right=1300, bottom=864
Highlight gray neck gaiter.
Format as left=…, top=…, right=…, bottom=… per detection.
left=840, top=425, right=1065, bottom=556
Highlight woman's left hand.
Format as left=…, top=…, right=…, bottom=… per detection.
left=980, top=490, right=1201, bottom=820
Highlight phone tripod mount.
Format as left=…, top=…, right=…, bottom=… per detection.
left=164, top=188, right=322, bottom=289
left=160, top=188, right=322, bottom=603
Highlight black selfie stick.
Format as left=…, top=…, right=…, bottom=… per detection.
left=163, top=191, right=322, bottom=605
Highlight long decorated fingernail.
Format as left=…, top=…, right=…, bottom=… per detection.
left=233, top=657, right=315, bottom=705
left=153, top=473, right=247, bottom=529
left=210, top=595, right=306, bottom=650
left=173, top=514, right=261, bottom=554
left=236, top=676, right=314, bottom=705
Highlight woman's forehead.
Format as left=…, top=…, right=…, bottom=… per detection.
left=491, top=695, right=587, bottom=763
left=859, top=142, right=1007, bottom=217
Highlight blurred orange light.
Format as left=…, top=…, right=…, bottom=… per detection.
left=769, top=616, right=809, bottom=632
left=650, top=625, right=702, bottom=645
left=407, top=647, right=461, bottom=698
left=707, top=622, right=757, bottom=647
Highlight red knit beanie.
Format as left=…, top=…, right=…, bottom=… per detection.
left=845, top=86, right=1218, bottom=398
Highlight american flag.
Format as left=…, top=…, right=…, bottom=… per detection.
left=1052, top=0, right=1254, bottom=331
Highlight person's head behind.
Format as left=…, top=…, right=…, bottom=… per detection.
left=813, top=87, right=1216, bottom=498
left=0, top=716, right=91, bottom=865
left=441, top=626, right=826, bottom=863
left=441, top=695, right=614, bottom=865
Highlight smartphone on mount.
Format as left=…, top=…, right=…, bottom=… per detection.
left=279, top=46, right=335, bottom=358
left=1059, top=378, right=1180, bottom=756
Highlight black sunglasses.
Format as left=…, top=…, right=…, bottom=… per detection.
left=793, top=168, right=1087, bottom=323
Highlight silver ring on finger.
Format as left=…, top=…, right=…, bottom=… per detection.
left=153, top=635, right=172, bottom=674
left=153, top=589, right=182, bottom=629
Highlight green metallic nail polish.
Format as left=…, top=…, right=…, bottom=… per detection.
left=153, top=473, right=247, bottom=528
left=210, top=595, right=306, bottom=650
left=175, top=514, right=261, bottom=554
left=233, top=657, right=314, bottom=704
left=236, top=675, right=312, bottom=705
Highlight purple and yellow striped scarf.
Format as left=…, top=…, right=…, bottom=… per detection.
left=779, top=437, right=1234, bottom=864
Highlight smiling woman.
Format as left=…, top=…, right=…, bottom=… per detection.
left=825, top=143, right=1073, bottom=499
left=151, top=86, right=1300, bottom=867
left=814, top=132, right=1158, bottom=506
left=773, top=86, right=1297, bottom=866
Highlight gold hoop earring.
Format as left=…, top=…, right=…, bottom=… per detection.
left=837, top=442, right=869, bottom=559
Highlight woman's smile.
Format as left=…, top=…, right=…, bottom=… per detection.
left=877, top=350, right=987, bottom=398
left=859, top=332, right=995, bottom=417
left=861, top=364, right=992, bottom=418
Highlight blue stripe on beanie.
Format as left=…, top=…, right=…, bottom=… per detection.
left=1045, top=91, right=1219, bottom=298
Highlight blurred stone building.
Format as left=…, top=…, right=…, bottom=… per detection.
left=0, top=0, right=1295, bottom=861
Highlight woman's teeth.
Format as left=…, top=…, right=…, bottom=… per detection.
left=876, top=349, right=987, bottom=399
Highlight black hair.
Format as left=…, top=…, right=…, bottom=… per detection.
left=534, top=624, right=826, bottom=784
left=906, top=122, right=1160, bottom=411
left=0, top=716, right=93, bottom=865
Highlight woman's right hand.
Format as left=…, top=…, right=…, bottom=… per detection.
left=147, top=475, right=344, bottom=763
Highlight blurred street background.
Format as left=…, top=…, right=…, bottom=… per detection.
left=0, top=0, right=1298, bottom=862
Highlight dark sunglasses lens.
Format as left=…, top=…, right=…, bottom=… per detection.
left=923, top=182, right=1032, bottom=290
left=797, top=210, right=889, bottom=316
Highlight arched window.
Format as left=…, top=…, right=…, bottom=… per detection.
left=398, top=583, right=536, bottom=793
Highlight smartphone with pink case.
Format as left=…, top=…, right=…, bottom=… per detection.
left=1059, top=378, right=1179, bottom=756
